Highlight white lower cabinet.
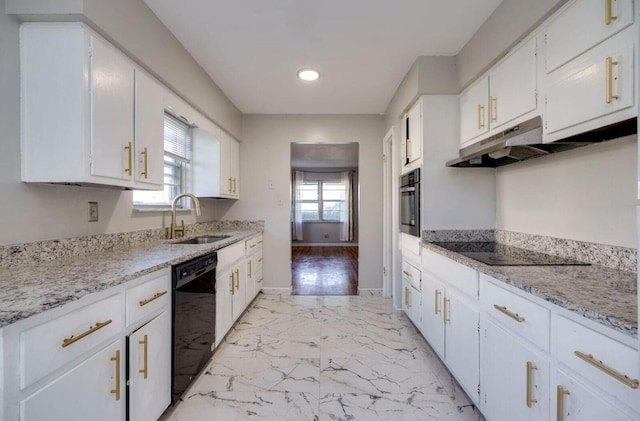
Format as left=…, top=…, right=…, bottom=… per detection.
left=553, top=369, right=635, bottom=421
left=480, top=317, right=550, bottom=421
left=20, top=339, right=125, bottom=420
left=127, top=311, right=171, bottom=421
left=420, top=272, right=445, bottom=358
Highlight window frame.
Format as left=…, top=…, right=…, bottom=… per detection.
left=300, top=180, right=345, bottom=222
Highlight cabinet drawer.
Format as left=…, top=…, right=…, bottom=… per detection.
left=217, top=241, right=245, bottom=271
left=481, top=276, right=550, bottom=352
left=554, top=315, right=639, bottom=413
left=422, top=249, right=478, bottom=299
left=545, top=0, right=634, bottom=73
left=20, top=293, right=123, bottom=389
left=402, top=259, right=421, bottom=291
left=125, top=270, right=171, bottom=326
left=245, top=235, right=263, bottom=255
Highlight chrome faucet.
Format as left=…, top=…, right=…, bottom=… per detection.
left=170, top=193, right=202, bottom=239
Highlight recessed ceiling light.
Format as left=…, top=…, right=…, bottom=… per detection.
left=297, top=69, right=320, bottom=81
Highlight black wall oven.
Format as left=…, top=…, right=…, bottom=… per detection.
left=400, top=168, right=420, bottom=237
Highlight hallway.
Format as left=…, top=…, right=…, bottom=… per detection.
left=165, top=293, right=479, bottom=420
left=291, top=246, right=358, bottom=295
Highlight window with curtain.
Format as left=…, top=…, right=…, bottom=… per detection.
left=133, top=113, right=191, bottom=208
left=300, top=180, right=346, bottom=222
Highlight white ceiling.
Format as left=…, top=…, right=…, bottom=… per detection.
left=291, top=143, right=358, bottom=169
left=144, top=0, right=503, bottom=114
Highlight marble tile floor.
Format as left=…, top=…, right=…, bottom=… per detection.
left=163, top=292, right=482, bottom=421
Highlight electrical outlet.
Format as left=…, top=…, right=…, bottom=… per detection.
left=88, top=202, right=99, bottom=222
left=324, top=234, right=330, bottom=239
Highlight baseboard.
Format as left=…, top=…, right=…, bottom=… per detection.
left=358, top=288, right=383, bottom=296
left=260, top=287, right=292, bottom=295
left=292, top=242, right=358, bottom=247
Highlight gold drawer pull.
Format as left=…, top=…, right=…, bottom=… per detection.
left=249, top=244, right=257, bottom=249
left=257, top=240, right=263, bottom=244
left=139, top=334, right=148, bottom=379
left=110, top=349, right=121, bottom=400
left=258, top=277, right=263, bottom=284
left=606, top=57, right=619, bottom=104
left=140, top=147, right=148, bottom=178
left=402, top=270, right=412, bottom=277
left=477, top=104, right=484, bottom=129
left=248, top=260, right=252, bottom=277
left=404, top=287, right=409, bottom=307
left=62, top=319, right=112, bottom=348
left=230, top=273, right=235, bottom=295
left=435, top=290, right=441, bottom=315
left=574, top=351, right=639, bottom=389
left=557, top=385, right=570, bottom=421
left=605, top=0, right=618, bottom=25
left=489, top=96, right=497, bottom=122
left=139, top=290, right=168, bottom=307
left=258, top=257, right=263, bottom=262
left=526, top=361, right=538, bottom=407
left=235, top=269, right=240, bottom=290
left=124, top=142, right=132, bottom=176
left=493, top=304, right=525, bottom=322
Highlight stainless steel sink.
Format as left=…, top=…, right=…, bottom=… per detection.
left=173, top=235, right=231, bottom=244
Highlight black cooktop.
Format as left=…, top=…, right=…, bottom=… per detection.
left=432, top=242, right=590, bottom=266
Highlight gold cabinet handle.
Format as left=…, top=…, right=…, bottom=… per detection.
left=402, top=270, right=412, bottom=277
left=258, top=277, right=263, bottom=284
left=493, top=304, right=525, bottom=323
left=230, top=273, right=235, bottom=295
left=140, top=147, right=148, bottom=179
left=489, top=96, right=497, bottom=122
left=249, top=244, right=257, bottom=249
left=526, top=361, right=538, bottom=407
left=61, top=319, right=112, bottom=348
left=574, top=350, right=639, bottom=389
left=477, top=104, right=485, bottom=129
left=139, top=290, right=167, bottom=307
left=443, top=297, right=450, bottom=324
left=257, top=240, right=263, bottom=244
left=404, top=287, right=409, bottom=307
left=231, top=177, right=237, bottom=194
left=124, top=142, right=133, bottom=175
left=248, top=260, right=252, bottom=277
left=258, top=257, right=263, bottom=263
left=139, top=334, right=148, bottom=379
left=435, top=290, right=441, bottom=315
left=606, top=56, right=619, bottom=104
left=557, top=385, right=570, bottom=421
left=605, top=0, right=618, bottom=25
left=110, top=349, right=121, bottom=400
left=228, top=177, right=233, bottom=193
left=235, top=269, right=240, bottom=290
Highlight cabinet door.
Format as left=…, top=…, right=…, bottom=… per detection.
left=420, top=274, right=445, bottom=359
left=90, top=35, right=134, bottom=181
left=406, top=100, right=422, bottom=163
left=481, top=317, right=550, bottom=421
left=489, top=37, right=537, bottom=130
left=444, top=289, right=480, bottom=404
left=133, top=69, right=164, bottom=188
left=460, top=76, right=489, bottom=146
left=554, top=370, right=635, bottom=421
left=128, top=311, right=171, bottom=421
left=245, top=256, right=256, bottom=304
left=229, top=136, right=240, bottom=198
left=215, top=267, right=234, bottom=346
left=232, top=263, right=247, bottom=321
left=20, top=339, right=125, bottom=420
left=545, top=30, right=635, bottom=135
left=401, top=279, right=415, bottom=325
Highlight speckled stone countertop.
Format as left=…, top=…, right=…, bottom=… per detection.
left=0, top=229, right=261, bottom=328
left=422, top=242, right=637, bottom=338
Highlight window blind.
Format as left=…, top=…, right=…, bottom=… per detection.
left=163, top=113, right=191, bottom=162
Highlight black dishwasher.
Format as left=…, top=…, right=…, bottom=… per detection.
left=171, top=252, right=217, bottom=404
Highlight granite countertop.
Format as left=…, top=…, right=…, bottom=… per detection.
left=423, top=242, right=637, bottom=338
left=0, top=229, right=262, bottom=328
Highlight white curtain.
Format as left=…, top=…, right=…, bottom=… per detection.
left=292, top=171, right=305, bottom=241
left=340, top=171, right=354, bottom=241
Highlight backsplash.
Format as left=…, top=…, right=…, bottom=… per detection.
left=423, top=229, right=637, bottom=273
left=0, top=220, right=264, bottom=268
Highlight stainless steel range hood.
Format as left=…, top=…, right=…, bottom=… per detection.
left=447, top=116, right=637, bottom=168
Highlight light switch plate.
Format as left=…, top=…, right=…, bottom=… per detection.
left=88, top=202, right=98, bottom=222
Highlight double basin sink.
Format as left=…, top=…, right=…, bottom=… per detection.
left=172, top=235, right=231, bottom=244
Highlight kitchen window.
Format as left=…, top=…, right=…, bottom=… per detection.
left=300, top=180, right=346, bottom=222
left=133, top=113, right=191, bottom=209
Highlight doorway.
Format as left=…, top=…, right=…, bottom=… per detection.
left=290, top=143, right=359, bottom=295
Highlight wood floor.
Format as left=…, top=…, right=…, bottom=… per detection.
left=291, top=246, right=358, bottom=295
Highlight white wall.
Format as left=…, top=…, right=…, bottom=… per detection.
left=0, top=0, right=231, bottom=245
left=497, top=136, right=637, bottom=248
left=217, top=115, right=384, bottom=290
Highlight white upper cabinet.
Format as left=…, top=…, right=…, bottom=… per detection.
left=192, top=128, right=241, bottom=199
left=459, top=37, right=538, bottom=147
left=545, top=0, right=634, bottom=73
left=459, top=76, right=490, bottom=145
left=403, top=99, right=422, bottom=167
left=543, top=0, right=637, bottom=141
left=20, top=23, right=164, bottom=190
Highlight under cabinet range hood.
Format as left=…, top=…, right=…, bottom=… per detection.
left=447, top=116, right=638, bottom=168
